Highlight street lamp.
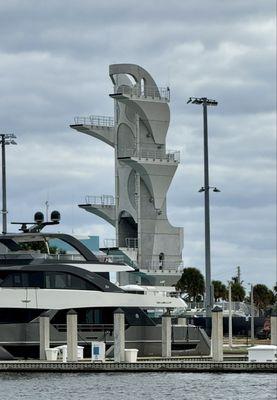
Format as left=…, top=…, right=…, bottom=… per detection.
left=187, top=97, right=219, bottom=318
left=0, top=134, right=17, bottom=234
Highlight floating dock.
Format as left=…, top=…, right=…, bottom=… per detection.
left=0, top=360, right=275, bottom=373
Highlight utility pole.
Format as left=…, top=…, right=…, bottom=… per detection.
left=250, top=283, right=255, bottom=345
left=237, top=266, right=241, bottom=284
left=1, top=134, right=17, bottom=234
left=187, top=97, right=219, bottom=318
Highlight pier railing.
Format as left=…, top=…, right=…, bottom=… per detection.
left=74, top=115, right=114, bottom=127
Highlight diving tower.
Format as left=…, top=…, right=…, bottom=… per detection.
left=70, top=64, right=183, bottom=280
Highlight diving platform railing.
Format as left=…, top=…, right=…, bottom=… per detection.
left=103, top=238, right=138, bottom=250
left=143, top=260, right=184, bottom=271
left=112, top=85, right=170, bottom=102
left=74, top=115, right=114, bottom=127
left=84, top=195, right=115, bottom=205
left=118, top=148, right=180, bottom=163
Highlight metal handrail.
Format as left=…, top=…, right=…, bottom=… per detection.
left=74, top=115, right=114, bottom=127
left=103, top=238, right=117, bottom=248
left=85, top=195, right=115, bottom=205
left=143, top=260, right=184, bottom=271
left=114, top=85, right=170, bottom=101
left=118, top=147, right=180, bottom=163
left=125, top=237, right=138, bottom=249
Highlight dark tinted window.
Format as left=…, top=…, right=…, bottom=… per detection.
left=45, top=272, right=97, bottom=290
left=0, top=271, right=96, bottom=290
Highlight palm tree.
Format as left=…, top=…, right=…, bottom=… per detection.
left=212, top=280, right=228, bottom=301
left=176, top=267, right=205, bottom=302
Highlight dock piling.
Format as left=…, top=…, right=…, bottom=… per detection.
left=211, top=306, right=223, bottom=362
left=39, top=312, right=50, bottom=360
left=67, top=309, right=78, bottom=362
left=114, top=308, right=125, bottom=362
left=162, top=309, right=171, bottom=357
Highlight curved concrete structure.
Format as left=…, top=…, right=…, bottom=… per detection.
left=71, top=64, right=183, bottom=272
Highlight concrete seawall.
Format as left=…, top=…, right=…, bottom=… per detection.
left=0, top=361, right=275, bottom=373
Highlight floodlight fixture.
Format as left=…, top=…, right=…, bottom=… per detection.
left=198, top=186, right=221, bottom=193
left=187, top=97, right=218, bottom=106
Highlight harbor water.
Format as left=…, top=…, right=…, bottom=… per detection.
left=0, top=372, right=275, bottom=400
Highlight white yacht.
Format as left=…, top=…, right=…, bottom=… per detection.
left=0, top=221, right=210, bottom=359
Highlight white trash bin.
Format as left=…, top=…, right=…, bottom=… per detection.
left=45, top=348, right=58, bottom=361
left=248, top=345, right=277, bottom=362
left=124, top=349, right=138, bottom=363
left=55, top=345, right=84, bottom=361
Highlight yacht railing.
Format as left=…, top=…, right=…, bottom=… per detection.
left=185, top=301, right=257, bottom=316
left=114, top=85, right=170, bottom=102
left=74, top=115, right=114, bottom=127
left=118, top=148, right=180, bottom=163
left=85, top=195, right=115, bottom=205
left=44, top=253, right=85, bottom=261
left=103, top=238, right=117, bottom=248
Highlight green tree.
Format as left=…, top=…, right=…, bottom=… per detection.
left=253, top=284, right=273, bottom=313
left=176, top=267, right=205, bottom=302
left=231, top=281, right=245, bottom=302
left=212, top=280, right=228, bottom=301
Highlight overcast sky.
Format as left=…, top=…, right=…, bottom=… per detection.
left=0, top=0, right=276, bottom=288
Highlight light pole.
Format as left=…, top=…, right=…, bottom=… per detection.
left=250, top=283, right=255, bottom=345
left=187, top=97, right=219, bottom=318
left=0, top=134, right=17, bottom=234
left=228, top=282, right=232, bottom=348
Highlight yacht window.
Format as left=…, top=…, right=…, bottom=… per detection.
left=28, top=272, right=44, bottom=288
left=44, top=271, right=97, bottom=290
left=1, top=272, right=27, bottom=287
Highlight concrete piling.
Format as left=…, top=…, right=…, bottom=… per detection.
left=211, top=306, right=223, bottom=362
left=114, top=308, right=125, bottom=362
left=39, top=312, right=50, bottom=360
left=67, top=309, right=78, bottom=362
left=271, top=315, right=277, bottom=346
left=162, top=309, right=171, bottom=357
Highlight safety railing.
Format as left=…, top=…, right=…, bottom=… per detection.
left=118, top=147, right=180, bottom=163
left=43, top=253, right=85, bottom=261
left=143, top=260, right=184, bottom=271
left=125, top=237, right=138, bottom=249
left=85, top=195, right=115, bottom=206
left=74, top=115, right=114, bottom=127
left=103, top=238, right=117, bottom=248
left=113, top=85, right=170, bottom=101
